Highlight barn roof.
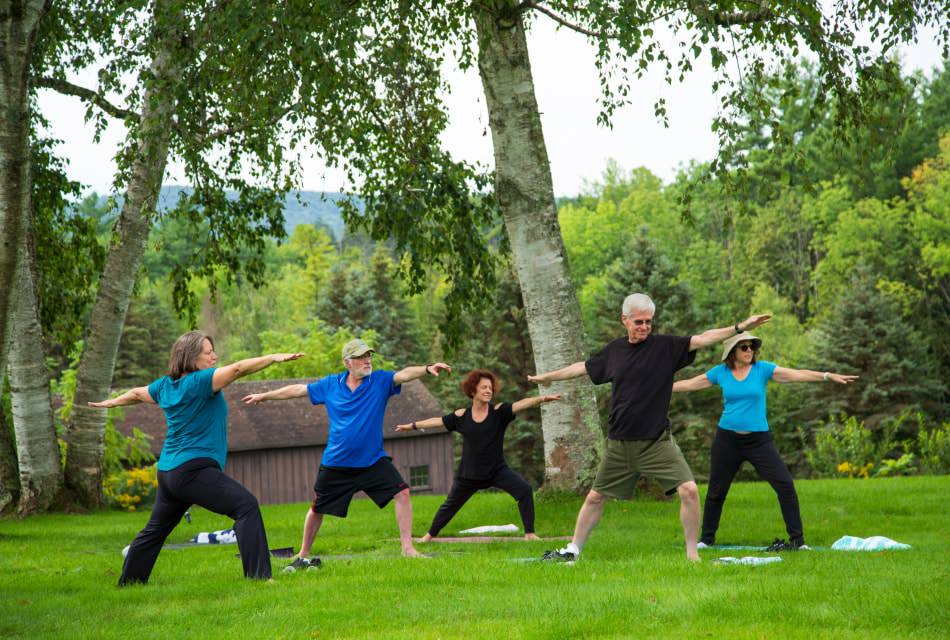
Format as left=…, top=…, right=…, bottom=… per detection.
left=113, top=377, right=447, bottom=454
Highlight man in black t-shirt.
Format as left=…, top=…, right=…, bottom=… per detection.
left=529, top=293, right=771, bottom=562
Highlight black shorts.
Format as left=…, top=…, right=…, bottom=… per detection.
left=311, top=457, right=408, bottom=517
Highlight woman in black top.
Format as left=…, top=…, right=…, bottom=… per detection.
left=395, top=369, right=560, bottom=541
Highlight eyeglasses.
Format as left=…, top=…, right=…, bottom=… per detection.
left=736, top=343, right=758, bottom=352
left=630, top=319, right=653, bottom=326
left=349, top=353, right=373, bottom=361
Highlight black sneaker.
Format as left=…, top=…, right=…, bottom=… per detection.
left=541, top=548, right=577, bottom=563
left=284, top=556, right=321, bottom=573
left=765, top=538, right=793, bottom=552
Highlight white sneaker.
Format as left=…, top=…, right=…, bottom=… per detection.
left=696, top=542, right=710, bottom=549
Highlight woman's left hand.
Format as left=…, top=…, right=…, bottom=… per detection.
left=828, top=373, right=859, bottom=384
left=541, top=394, right=562, bottom=403
left=87, top=400, right=112, bottom=408
left=273, top=353, right=304, bottom=362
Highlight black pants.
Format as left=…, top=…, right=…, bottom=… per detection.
left=119, top=457, right=271, bottom=585
left=701, top=429, right=804, bottom=546
left=428, top=467, right=535, bottom=537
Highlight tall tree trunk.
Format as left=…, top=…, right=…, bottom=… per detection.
left=64, top=13, right=178, bottom=507
left=474, top=4, right=602, bottom=491
left=0, top=369, right=20, bottom=513
left=0, top=1, right=47, bottom=402
left=8, top=225, right=60, bottom=514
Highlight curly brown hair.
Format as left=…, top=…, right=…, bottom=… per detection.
left=461, top=369, right=499, bottom=399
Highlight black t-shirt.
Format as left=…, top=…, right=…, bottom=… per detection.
left=442, top=402, right=515, bottom=480
left=585, top=334, right=696, bottom=440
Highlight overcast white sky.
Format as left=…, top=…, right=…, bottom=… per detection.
left=37, top=18, right=947, bottom=198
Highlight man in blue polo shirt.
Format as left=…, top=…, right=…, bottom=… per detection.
left=242, top=338, right=450, bottom=566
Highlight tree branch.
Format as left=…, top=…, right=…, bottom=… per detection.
left=521, top=1, right=612, bottom=38
left=687, top=0, right=776, bottom=26
left=34, top=76, right=139, bottom=121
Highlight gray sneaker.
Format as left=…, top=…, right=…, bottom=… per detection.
left=541, top=548, right=577, bottom=563
left=283, top=556, right=322, bottom=573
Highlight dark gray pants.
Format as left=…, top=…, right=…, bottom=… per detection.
left=701, top=429, right=804, bottom=546
left=119, top=457, right=271, bottom=585
left=428, top=467, right=535, bottom=536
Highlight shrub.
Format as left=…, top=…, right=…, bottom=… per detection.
left=805, top=414, right=898, bottom=477
left=103, top=466, right=158, bottom=511
left=917, top=422, right=950, bottom=474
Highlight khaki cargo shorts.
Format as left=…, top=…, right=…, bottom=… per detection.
left=592, top=433, right=694, bottom=499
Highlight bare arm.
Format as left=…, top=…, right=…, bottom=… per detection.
left=88, top=386, right=154, bottom=408
left=241, top=383, right=309, bottom=405
left=528, top=361, right=588, bottom=384
left=672, top=374, right=713, bottom=393
left=393, top=416, right=447, bottom=432
left=688, top=313, right=772, bottom=351
left=393, top=362, right=451, bottom=385
left=212, top=352, right=304, bottom=392
left=772, top=367, right=859, bottom=385
left=511, top=394, right=562, bottom=414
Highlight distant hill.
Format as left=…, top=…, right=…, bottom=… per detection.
left=101, top=185, right=352, bottom=240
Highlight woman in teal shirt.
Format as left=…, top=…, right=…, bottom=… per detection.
left=673, top=332, right=857, bottom=549
left=89, top=331, right=301, bottom=584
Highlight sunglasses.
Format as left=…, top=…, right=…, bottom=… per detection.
left=630, top=319, right=653, bottom=326
left=736, top=343, right=758, bottom=352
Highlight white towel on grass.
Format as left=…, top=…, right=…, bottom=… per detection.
left=831, top=535, right=910, bottom=551
left=717, top=556, right=783, bottom=566
left=458, top=524, right=520, bottom=534
left=191, top=528, right=237, bottom=544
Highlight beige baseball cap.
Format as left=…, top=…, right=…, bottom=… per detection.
left=341, top=338, right=375, bottom=360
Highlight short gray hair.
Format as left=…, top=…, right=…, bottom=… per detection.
left=167, top=331, right=213, bottom=380
left=622, top=293, right=655, bottom=316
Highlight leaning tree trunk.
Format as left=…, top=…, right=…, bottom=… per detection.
left=0, top=369, right=20, bottom=513
left=64, top=21, right=178, bottom=507
left=8, top=227, right=60, bottom=514
left=474, top=4, right=602, bottom=491
left=0, top=1, right=47, bottom=397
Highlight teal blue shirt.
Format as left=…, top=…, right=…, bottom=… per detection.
left=148, top=367, right=228, bottom=471
left=705, top=361, right=777, bottom=432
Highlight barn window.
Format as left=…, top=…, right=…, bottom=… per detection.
left=409, top=465, right=430, bottom=488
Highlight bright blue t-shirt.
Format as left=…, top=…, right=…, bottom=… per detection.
left=148, top=367, right=228, bottom=471
left=705, top=361, right=778, bottom=432
left=307, top=369, right=401, bottom=468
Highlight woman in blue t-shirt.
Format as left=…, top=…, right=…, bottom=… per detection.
left=672, top=332, right=857, bottom=550
left=89, top=331, right=302, bottom=585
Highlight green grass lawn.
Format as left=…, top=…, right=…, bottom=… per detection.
left=2, top=476, right=949, bottom=639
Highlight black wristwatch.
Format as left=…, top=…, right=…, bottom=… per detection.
left=734, top=323, right=742, bottom=334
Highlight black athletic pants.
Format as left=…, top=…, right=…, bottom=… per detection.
left=119, top=457, right=271, bottom=585
left=701, top=429, right=804, bottom=546
left=428, top=467, right=535, bottom=537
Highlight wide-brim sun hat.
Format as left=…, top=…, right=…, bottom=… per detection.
left=721, top=332, right=762, bottom=361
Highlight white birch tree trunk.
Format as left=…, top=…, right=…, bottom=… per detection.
left=0, top=0, right=47, bottom=400
left=8, top=227, right=60, bottom=514
left=474, top=4, right=602, bottom=490
left=64, top=12, right=177, bottom=507
left=0, top=369, right=18, bottom=512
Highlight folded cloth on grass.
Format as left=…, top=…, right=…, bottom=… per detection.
left=458, top=524, right=520, bottom=534
left=831, top=535, right=910, bottom=551
left=716, top=556, right=783, bottom=566
left=191, top=528, right=237, bottom=544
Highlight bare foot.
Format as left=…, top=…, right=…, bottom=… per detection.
left=687, top=552, right=701, bottom=563
left=402, top=547, right=424, bottom=558
left=524, top=533, right=541, bottom=541
left=419, top=533, right=433, bottom=543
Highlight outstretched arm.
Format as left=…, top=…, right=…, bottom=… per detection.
left=393, top=362, right=451, bottom=385
left=672, top=374, right=713, bottom=393
left=511, top=394, right=562, bottom=414
left=772, top=367, right=859, bottom=385
left=212, top=352, right=304, bottom=392
left=242, top=383, right=309, bottom=405
left=394, top=416, right=447, bottom=432
left=689, top=313, right=772, bottom=351
left=528, top=361, right=588, bottom=384
left=88, top=386, right=154, bottom=408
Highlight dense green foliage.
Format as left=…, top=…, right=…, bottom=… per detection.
left=1, top=477, right=948, bottom=638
